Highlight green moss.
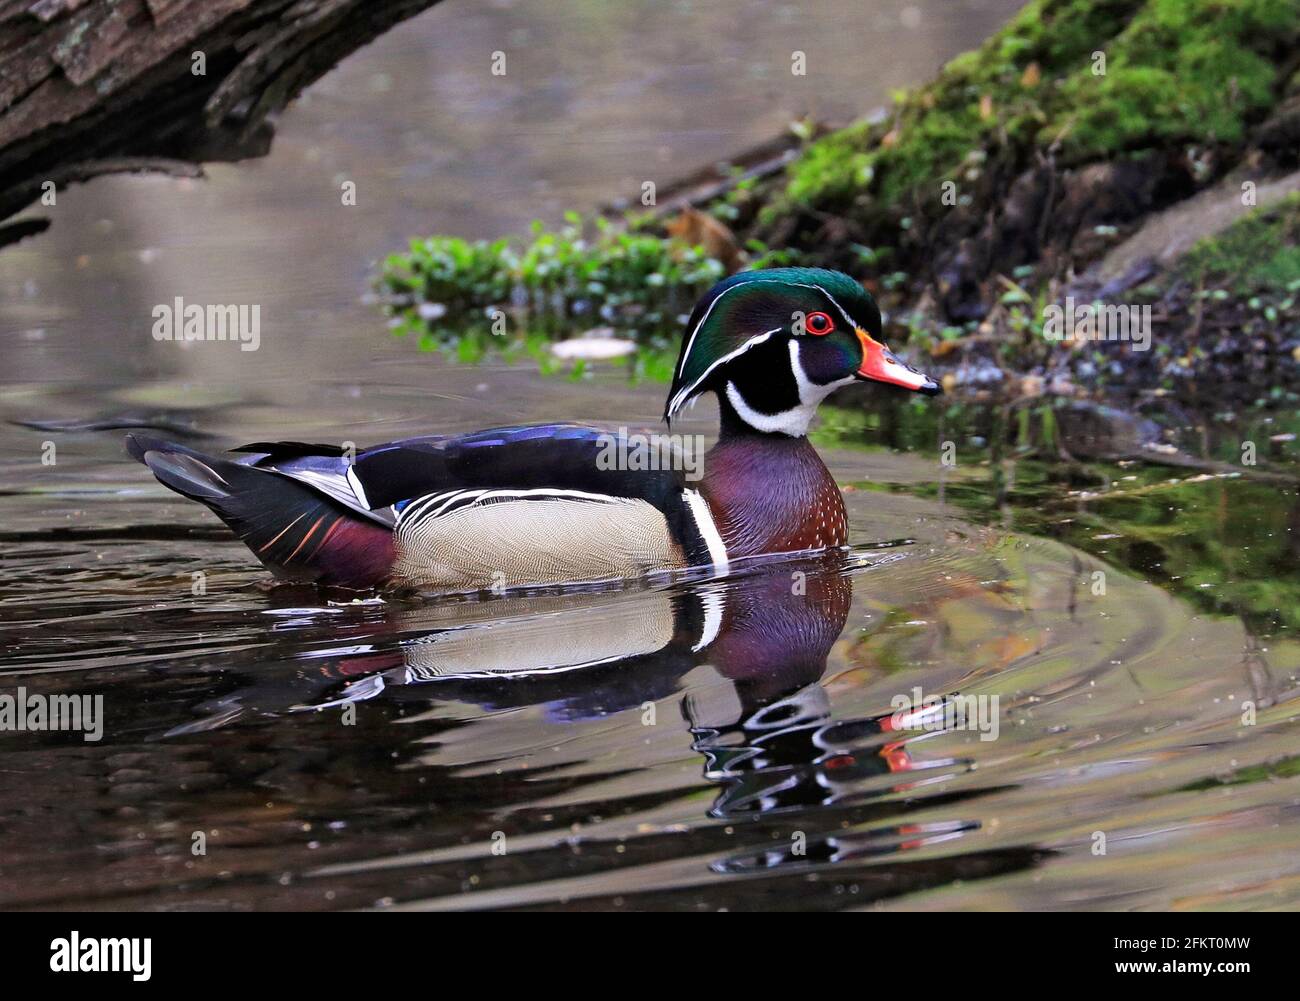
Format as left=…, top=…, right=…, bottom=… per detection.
left=783, top=121, right=875, bottom=206
left=783, top=0, right=1145, bottom=209
left=1059, top=0, right=1294, bottom=159
left=781, top=0, right=1298, bottom=211
left=1178, top=192, right=1300, bottom=293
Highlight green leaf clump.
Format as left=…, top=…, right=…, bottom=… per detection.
left=377, top=216, right=728, bottom=361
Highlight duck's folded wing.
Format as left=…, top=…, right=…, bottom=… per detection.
left=350, top=423, right=691, bottom=509
left=233, top=424, right=718, bottom=585
left=237, top=424, right=682, bottom=509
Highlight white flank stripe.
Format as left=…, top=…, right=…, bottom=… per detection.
left=468, top=487, right=623, bottom=504
left=398, top=490, right=461, bottom=526
left=683, top=488, right=728, bottom=572
left=428, top=489, right=487, bottom=519
left=399, top=486, right=621, bottom=528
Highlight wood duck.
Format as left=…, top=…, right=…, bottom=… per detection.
left=127, top=268, right=939, bottom=591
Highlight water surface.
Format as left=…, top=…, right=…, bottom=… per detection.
left=2, top=0, right=1298, bottom=911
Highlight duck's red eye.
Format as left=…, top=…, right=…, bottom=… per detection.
left=806, top=311, right=834, bottom=335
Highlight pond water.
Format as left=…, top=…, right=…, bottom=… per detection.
left=2, top=0, right=1298, bottom=911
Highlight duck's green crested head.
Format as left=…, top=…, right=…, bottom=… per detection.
left=665, top=267, right=939, bottom=435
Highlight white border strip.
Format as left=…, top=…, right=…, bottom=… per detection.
left=683, top=488, right=729, bottom=572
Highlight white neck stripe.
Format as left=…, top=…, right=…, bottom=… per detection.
left=725, top=380, right=818, bottom=436
left=723, top=341, right=855, bottom=437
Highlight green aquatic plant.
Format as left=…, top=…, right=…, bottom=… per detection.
left=378, top=214, right=727, bottom=363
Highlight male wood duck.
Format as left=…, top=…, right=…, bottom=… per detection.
left=127, top=267, right=939, bottom=591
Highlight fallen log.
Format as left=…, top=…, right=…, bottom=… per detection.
left=0, top=0, right=445, bottom=240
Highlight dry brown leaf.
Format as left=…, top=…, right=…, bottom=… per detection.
left=665, top=206, right=747, bottom=273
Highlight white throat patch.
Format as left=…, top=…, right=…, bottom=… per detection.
left=725, top=340, right=854, bottom=437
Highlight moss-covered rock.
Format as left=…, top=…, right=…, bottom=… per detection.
left=1178, top=191, right=1300, bottom=293
left=782, top=0, right=1297, bottom=211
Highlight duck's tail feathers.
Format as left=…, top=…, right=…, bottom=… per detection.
left=125, top=434, right=394, bottom=588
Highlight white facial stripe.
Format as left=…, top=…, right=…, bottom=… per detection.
left=788, top=339, right=856, bottom=404
left=667, top=327, right=781, bottom=418
left=670, top=281, right=755, bottom=413
left=801, top=282, right=858, bottom=331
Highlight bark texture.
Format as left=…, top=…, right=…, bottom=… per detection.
left=0, top=0, right=444, bottom=231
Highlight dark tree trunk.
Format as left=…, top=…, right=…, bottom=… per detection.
left=0, top=0, right=445, bottom=240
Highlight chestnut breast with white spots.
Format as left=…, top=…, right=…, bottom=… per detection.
left=700, top=433, right=848, bottom=560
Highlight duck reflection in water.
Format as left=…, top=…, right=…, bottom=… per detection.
left=177, top=553, right=986, bottom=872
